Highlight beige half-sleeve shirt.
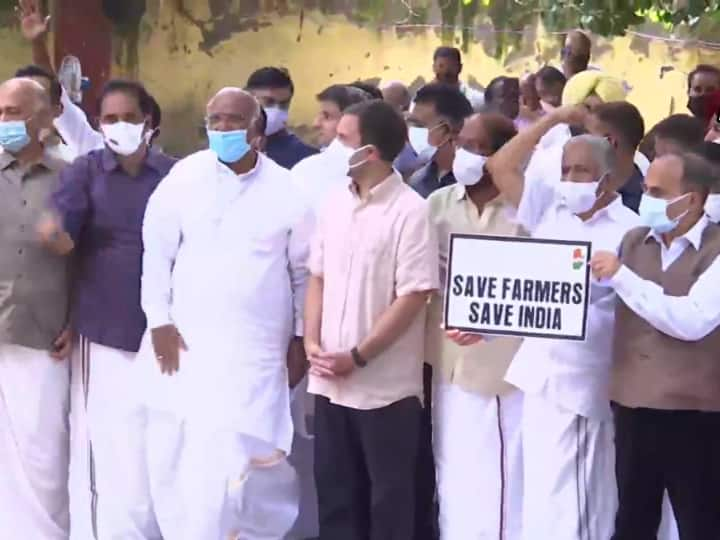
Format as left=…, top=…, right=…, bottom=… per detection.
left=426, top=184, right=526, bottom=397
left=308, top=173, right=439, bottom=410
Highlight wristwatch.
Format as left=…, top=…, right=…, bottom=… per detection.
left=351, top=346, right=367, bottom=368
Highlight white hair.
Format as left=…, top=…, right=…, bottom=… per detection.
left=565, top=134, right=615, bottom=174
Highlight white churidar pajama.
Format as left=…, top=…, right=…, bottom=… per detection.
left=138, top=151, right=312, bottom=539
left=433, top=381, right=523, bottom=540
left=0, top=344, right=70, bottom=539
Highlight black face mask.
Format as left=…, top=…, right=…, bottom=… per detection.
left=688, top=94, right=709, bottom=118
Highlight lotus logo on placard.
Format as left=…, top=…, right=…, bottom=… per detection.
left=572, top=248, right=585, bottom=270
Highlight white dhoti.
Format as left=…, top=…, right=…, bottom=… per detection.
left=521, top=392, right=616, bottom=540
left=0, top=344, right=70, bottom=539
left=136, top=332, right=300, bottom=540
left=434, top=382, right=523, bottom=540
left=68, top=337, right=156, bottom=540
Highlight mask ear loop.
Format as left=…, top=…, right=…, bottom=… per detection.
left=348, top=144, right=374, bottom=169
left=666, top=192, right=692, bottom=224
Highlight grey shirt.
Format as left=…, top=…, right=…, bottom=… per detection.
left=0, top=150, right=70, bottom=350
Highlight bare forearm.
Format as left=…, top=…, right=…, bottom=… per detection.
left=32, top=36, right=54, bottom=73
left=487, top=114, right=561, bottom=206
left=357, top=291, right=430, bottom=361
left=303, top=275, right=323, bottom=348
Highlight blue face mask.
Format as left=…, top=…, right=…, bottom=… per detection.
left=207, top=129, right=251, bottom=163
left=639, top=193, right=690, bottom=234
left=0, top=120, right=31, bottom=154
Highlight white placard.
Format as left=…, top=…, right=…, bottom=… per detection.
left=444, top=234, right=591, bottom=340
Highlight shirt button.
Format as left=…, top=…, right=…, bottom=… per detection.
left=17, top=248, right=23, bottom=255
left=19, top=225, right=25, bottom=232
left=21, top=200, right=27, bottom=207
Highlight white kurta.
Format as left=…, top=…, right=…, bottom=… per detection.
left=505, top=180, right=637, bottom=540
left=139, top=150, right=312, bottom=539
left=0, top=344, right=70, bottom=540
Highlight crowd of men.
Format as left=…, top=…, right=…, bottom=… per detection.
left=2, top=1, right=720, bottom=539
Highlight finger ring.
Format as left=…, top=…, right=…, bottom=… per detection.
left=156, top=355, right=165, bottom=360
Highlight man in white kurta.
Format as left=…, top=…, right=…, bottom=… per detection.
left=487, top=106, right=638, bottom=540
left=139, top=88, right=312, bottom=539
left=487, top=105, right=679, bottom=540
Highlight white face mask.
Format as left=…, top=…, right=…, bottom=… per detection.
left=101, top=121, right=146, bottom=156
left=264, top=107, right=289, bottom=136
left=408, top=126, right=438, bottom=164
left=452, top=147, right=488, bottom=186
left=705, top=193, right=720, bottom=222
left=556, top=180, right=600, bottom=214
left=326, top=138, right=355, bottom=160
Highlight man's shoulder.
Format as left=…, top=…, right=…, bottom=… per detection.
left=426, top=183, right=460, bottom=215
left=291, top=151, right=324, bottom=175
left=394, top=178, right=432, bottom=216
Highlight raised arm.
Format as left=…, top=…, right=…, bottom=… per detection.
left=486, top=106, right=587, bottom=208
left=18, top=0, right=53, bottom=73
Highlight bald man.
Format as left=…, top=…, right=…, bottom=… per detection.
left=562, top=30, right=591, bottom=79
left=0, top=77, right=72, bottom=538
left=382, top=81, right=411, bottom=114
left=428, top=112, right=525, bottom=539
left=138, top=87, right=311, bottom=539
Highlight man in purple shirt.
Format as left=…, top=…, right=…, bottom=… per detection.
left=38, top=79, right=177, bottom=539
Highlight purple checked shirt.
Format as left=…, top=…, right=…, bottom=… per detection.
left=52, top=148, right=177, bottom=352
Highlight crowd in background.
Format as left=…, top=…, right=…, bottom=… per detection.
left=3, top=0, right=720, bottom=539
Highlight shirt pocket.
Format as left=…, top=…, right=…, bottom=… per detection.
left=355, top=228, right=394, bottom=281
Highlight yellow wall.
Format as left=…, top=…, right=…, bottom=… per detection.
left=128, top=4, right=714, bottom=155
left=1, top=1, right=719, bottom=156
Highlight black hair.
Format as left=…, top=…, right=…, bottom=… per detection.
left=258, top=106, right=267, bottom=135
left=479, top=112, right=518, bottom=153
left=652, top=114, right=706, bottom=151
left=413, top=83, right=473, bottom=131
left=344, top=100, right=407, bottom=162
left=484, top=76, right=517, bottom=103
left=148, top=94, right=162, bottom=130
left=98, top=79, right=154, bottom=117
left=348, top=81, right=383, bottom=100
left=15, top=64, right=62, bottom=106
left=701, top=141, right=720, bottom=166
left=316, top=84, right=369, bottom=112
left=687, top=64, right=720, bottom=91
left=536, top=65, right=567, bottom=87
left=246, top=67, right=294, bottom=96
left=592, top=102, right=645, bottom=150
left=433, top=46, right=462, bottom=64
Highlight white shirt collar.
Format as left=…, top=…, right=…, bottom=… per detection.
left=646, top=214, right=710, bottom=251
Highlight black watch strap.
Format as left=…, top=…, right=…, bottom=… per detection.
left=351, top=346, right=367, bottom=368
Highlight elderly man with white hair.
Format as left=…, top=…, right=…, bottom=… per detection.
left=132, top=87, right=313, bottom=539
left=450, top=104, right=637, bottom=539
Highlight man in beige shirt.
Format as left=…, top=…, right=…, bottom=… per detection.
left=0, top=77, right=71, bottom=539
left=429, top=112, right=525, bottom=540
left=304, top=99, right=439, bottom=540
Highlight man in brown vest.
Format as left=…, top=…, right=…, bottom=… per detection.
left=591, top=151, right=720, bottom=540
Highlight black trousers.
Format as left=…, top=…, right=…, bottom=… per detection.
left=612, top=404, right=720, bottom=540
left=415, top=363, right=439, bottom=540
left=314, top=395, right=422, bottom=540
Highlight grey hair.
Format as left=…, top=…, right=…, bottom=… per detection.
left=564, top=134, right=616, bottom=175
